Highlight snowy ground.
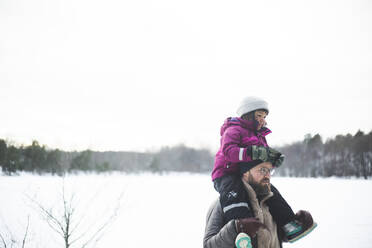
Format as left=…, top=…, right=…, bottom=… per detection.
left=1, top=173, right=371, bottom=248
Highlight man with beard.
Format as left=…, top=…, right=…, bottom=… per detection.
left=203, top=160, right=316, bottom=248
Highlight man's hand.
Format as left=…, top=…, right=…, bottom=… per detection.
left=295, top=210, right=313, bottom=229
left=235, top=217, right=268, bottom=237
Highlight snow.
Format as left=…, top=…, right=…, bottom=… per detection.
left=1, top=173, right=372, bottom=248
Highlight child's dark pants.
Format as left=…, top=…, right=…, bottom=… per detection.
left=266, top=184, right=296, bottom=227
left=214, top=174, right=295, bottom=227
left=214, top=174, right=253, bottom=223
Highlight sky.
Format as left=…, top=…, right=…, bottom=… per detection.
left=0, top=0, right=371, bottom=152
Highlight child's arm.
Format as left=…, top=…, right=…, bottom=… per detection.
left=222, top=127, right=282, bottom=165
left=221, top=127, right=254, bottom=163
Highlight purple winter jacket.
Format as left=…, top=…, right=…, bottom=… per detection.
left=211, top=117, right=272, bottom=181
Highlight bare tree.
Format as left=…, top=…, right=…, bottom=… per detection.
left=0, top=216, right=30, bottom=248
left=28, top=180, right=123, bottom=248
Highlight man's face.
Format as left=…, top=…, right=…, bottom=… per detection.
left=243, top=162, right=273, bottom=195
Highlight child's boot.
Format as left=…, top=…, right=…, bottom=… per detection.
left=283, top=220, right=318, bottom=243
left=235, top=233, right=252, bottom=248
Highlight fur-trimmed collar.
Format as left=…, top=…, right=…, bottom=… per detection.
left=241, top=179, right=281, bottom=248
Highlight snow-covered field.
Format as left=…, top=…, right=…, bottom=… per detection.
left=1, top=173, right=371, bottom=248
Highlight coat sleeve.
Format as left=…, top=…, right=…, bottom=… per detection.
left=221, top=127, right=252, bottom=163
left=203, top=199, right=237, bottom=248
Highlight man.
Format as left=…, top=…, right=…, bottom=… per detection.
left=203, top=161, right=315, bottom=248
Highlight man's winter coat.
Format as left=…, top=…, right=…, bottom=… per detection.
left=203, top=180, right=283, bottom=248
left=212, top=117, right=271, bottom=180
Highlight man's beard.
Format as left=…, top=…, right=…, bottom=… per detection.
left=248, top=173, right=271, bottom=196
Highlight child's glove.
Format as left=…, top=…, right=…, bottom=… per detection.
left=294, top=210, right=313, bottom=229
left=251, top=145, right=269, bottom=161
left=267, top=147, right=285, bottom=167
left=274, top=154, right=285, bottom=167
left=235, top=217, right=268, bottom=238
left=250, top=146, right=285, bottom=167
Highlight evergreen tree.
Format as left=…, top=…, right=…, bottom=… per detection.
left=46, top=149, right=63, bottom=175
left=23, top=140, right=48, bottom=172
left=70, top=150, right=92, bottom=171
left=0, top=139, right=7, bottom=168
left=3, top=145, right=21, bottom=175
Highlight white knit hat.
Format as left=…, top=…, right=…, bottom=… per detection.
left=236, top=96, right=269, bottom=117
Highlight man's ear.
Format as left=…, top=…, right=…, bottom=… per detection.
left=243, top=171, right=250, bottom=182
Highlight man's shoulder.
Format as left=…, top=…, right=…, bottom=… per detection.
left=206, top=198, right=224, bottom=223
left=207, top=198, right=221, bottom=215
left=204, top=198, right=238, bottom=248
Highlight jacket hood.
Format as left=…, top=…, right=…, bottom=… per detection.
left=220, top=117, right=272, bottom=136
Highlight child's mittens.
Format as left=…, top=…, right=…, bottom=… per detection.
left=251, top=145, right=269, bottom=161
left=294, top=210, right=314, bottom=229
left=267, top=147, right=285, bottom=167
left=250, top=146, right=285, bottom=167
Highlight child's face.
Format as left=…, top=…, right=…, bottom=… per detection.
left=255, top=110, right=267, bottom=130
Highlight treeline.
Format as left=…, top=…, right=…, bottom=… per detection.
left=0, top=139, right=213, bottom=176
left=0, top=130, right=371, bottom=178
left=276, top=130, right=372, bottom=179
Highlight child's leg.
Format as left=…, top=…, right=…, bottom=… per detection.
left=265, top=184, right=295, bottom=227
left=214, top=174, right=253, bottom=223
left=267, top=184, right=317, bottom=242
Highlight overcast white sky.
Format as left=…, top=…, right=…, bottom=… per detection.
left=0, top=0, right=371, bottom=152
